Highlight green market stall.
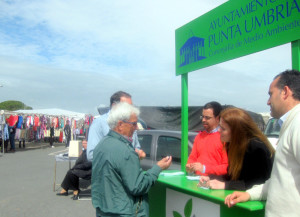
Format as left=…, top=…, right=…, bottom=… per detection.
left=149, top=0, right=300, bottom=216
left=149, top=172, right=265, bottom=217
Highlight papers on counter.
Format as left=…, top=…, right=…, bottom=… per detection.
left=186, top=175, right=200, bottom=181
left=159, top=171, right=201, bottom=181
left=160, top=171, right=185, bottom=176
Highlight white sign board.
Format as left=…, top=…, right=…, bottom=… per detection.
left=166, top=188, right=220, bottom=217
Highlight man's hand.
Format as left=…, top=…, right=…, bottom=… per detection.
left=186, top=163, right=193, bottom=173
left=135, top=149, right=146, bottom=160
left=191, top=162, right=203, bottom=173
left=157, top=156, right=172, bottom=170
left=224, top=191, right=251, bottom=208
left=186, top=163, right=203, bottom=173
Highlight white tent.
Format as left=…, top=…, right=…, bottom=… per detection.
left=14, top=108, right=86, bottom=120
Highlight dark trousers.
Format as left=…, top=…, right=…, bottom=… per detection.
left=0, top=140, right=7, bottom=149
left=9, top=135, right=15, bottom=150
left=19, top=140, right=25, bottom=148
left=4, top=140, right=9, bottom=150
left=65, top=137, right=70, bottom=147
left=50, top=136, right=54, bottom=146
left=61, top=170, right=79, bottom=191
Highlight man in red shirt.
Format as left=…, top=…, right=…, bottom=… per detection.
left=186, top=101, right=228, bottom=176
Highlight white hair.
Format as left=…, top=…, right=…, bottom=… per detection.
left=107, top=102, right=140, bottom=129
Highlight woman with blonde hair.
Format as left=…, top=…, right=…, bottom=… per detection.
left=199, top=107, right=275, bottom=190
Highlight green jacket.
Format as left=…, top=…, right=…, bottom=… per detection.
left=92, top=130, right=162, bottom=217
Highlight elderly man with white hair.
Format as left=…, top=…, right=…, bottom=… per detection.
left=92, top=102, right=172, bottom=217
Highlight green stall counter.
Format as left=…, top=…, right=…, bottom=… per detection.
left=149, top=171, right=265, bottom=217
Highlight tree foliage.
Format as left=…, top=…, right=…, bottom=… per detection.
left=0, top=100, right=33, bottom=111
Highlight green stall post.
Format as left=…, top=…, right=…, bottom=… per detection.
left=181, top=73, right=189, bottom=172
left=292, top=40, right=300, bottom=71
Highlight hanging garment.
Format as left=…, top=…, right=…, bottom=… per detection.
left=29, top=128, right=34, bottom=141
left=15, top=128, right=21, bottom=140
left=60, top=117, right=64, bottom=129
left=16, top=116, right=23, bottom=129
left=34, top=116, right=39, bottom=127
left=36, top=127, right=41, bottom=140
left=40, top=115, right=47, bottom=133
left=3, top=124, right=9, bottom=141
left=73, top=119, right=76, bottom=129
left=46, top=117, right=51, bottom=129
left=8, top=115, right=18, bottom=127
left=85, top=116, right=89, bottom=126
left=26, top=116, right=31, bottom=128
left=20, top=129, right=26, bottom=139
left=22, top=116, right=27, bottom=129
left=90, top=116, right=94, bottom=125
left=59, top=131, right=63, bottom=143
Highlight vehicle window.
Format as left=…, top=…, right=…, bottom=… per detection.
left=157, top=136, right=181, bottom=163
left=188, top=135, right=196, bottom=155
left=138, top=135, right=152, bottom=158
left=188, top=135, right=196, bottom=144
left=264, top=118, right=281, bottom=137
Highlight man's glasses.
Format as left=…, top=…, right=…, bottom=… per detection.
left=122, top=120, right=138, bottom=126
left=200, top=115, right=213, bottom=120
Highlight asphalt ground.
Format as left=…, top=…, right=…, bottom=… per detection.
left=0, top=141, right=95, bottom=217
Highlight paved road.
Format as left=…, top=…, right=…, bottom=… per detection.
left=0, top=142, right=95, bottom=217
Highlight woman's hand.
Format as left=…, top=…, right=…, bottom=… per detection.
left=209, top=179, right=225, bottom=189
left=199, top=176, right=210, bottom=183
left=198, top=177, right=225, bottom=189
left=198, top=176, right=210, bottom=188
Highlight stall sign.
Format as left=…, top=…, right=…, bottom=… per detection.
left=175, top=0, right=300, bottom=75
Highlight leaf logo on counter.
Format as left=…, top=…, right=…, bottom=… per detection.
left=173, top=198, right=195, bottom=217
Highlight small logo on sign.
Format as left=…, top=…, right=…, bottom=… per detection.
left=179, top=35, right=206, bottom=67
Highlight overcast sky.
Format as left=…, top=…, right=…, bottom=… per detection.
left=0, top=0, right=292, bottom=115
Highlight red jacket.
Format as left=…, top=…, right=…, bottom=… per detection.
left=187, top=131, right=228, bottom=176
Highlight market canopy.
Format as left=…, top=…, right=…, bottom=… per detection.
left=14, top=108, right=86, bottom=120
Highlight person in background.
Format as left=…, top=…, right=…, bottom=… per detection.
left=3, top=119, right=9, bottom=152
left=8, top=123, right=16, bottom=152
left=87, top=91, right=145, bottom=162
left=50, top=123, right=55, bottom=148
left=199, top=107, right=275, bottom=190
left=92, top=102, right=172, bottom=216
left=64, top=120, right=71, bottom=147
left=224, top=70, right=300, bottom=217
left=186, top=101, right=228, bottom=176
left=56, top=140, right=91, bottom=200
